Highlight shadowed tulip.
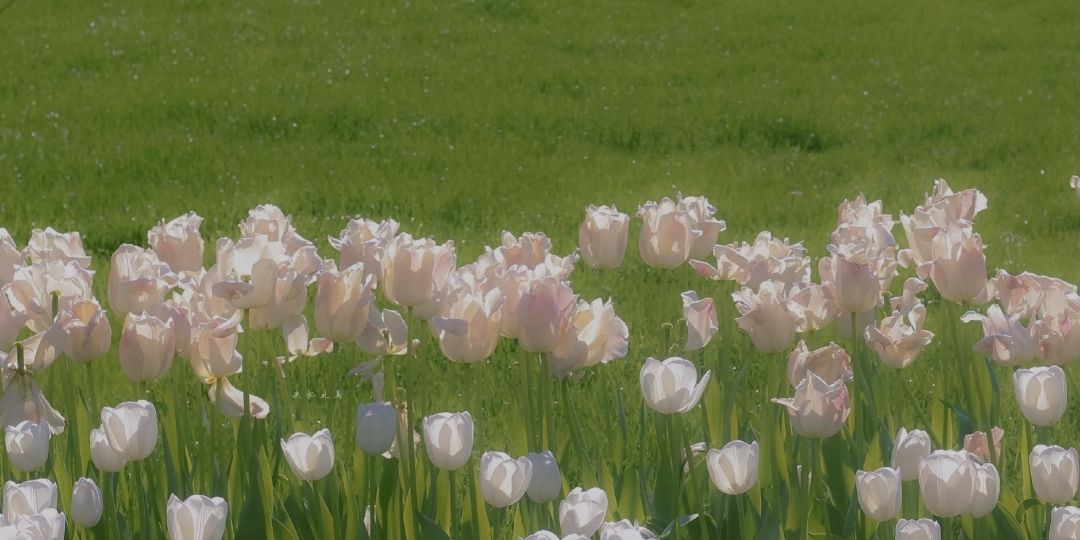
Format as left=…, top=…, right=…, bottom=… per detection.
left=118, top=311, right=176, bottom=383
left=71, top=477, right=103, bottom=527
left=559, top=487, right=608, bottom=537
left=918, top=450, right=976, bottom=517
left=423, top=412, right=473, bottom=470
left=856, top=467, right=901, bottom=522
left=5, top=421, right=49, bottom=472
left=356, top=402, right=397, bottom=456
left=167, top=494, right=228, bottom=540
left=1031, top=445, right=1080, bottom=505
left=772, top=373, right=850, bottom=438
left=2, top=479, right=57, bottom=522
left=526, top=450, right=562, bottom=503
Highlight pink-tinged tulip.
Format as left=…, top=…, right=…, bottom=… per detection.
left=381, top=233, right=456, bottom=307
left=209, top=379, right=270, bottom=419
left=329, top=218, right=399, bottom=283
left=832, top=194, right=897, bottom=258
left=516, top=276, right=577, bottom=354
left=691, top=231, right=811, bottom=289
left=356, top=307, right=409, bottom=356
left=550, top=298, right=628, bottom=377
left=210, top=236, right=284, bottom=310
left=786, top=340, right=851, bottom=387
left=820, top=244, right=884, bottom=314
left=639, top=357, right=711, bottom=414
left=559, top=487, right=609, bottom=537
left=579, top=205, right=630, bottom=269
left=0, top=375, right=65, bottom=434
left=148, top=212, right=205, bottom=273
left=281, top=429, right=335, bottom=481
left=772, top=372, right=850, bottom=438
left=189, top=315, right=243, bottom=384
left=1031, top=298, right=1080, bottom=365
left=916, top=223, right=990, bottom=304
left=1052, top=506, right=1080, bottom=540
left=313, top=262, right=375, bottom=343
left=963, top=427, right=1003, bottom=463
left=788, top=283, right=839, bottom=332
left=118, top=311, right=176, bottom=382
left=892, top=428, right=932, bottom=481
left=865, top=302, right=934, bottom=369
left=25, top=227, right=91, bottom=267
left=679, top=195, right=727, bottom=259
left=856, top=467, right=901, bottom=522
left=62, top=300, right=111, bottom=363
left=491, top=231, right=577, bottom=275
left=479, top=451, right=533, bottom=507
left=682, top=291, right=717, bottom=352
left=991, top=270, right=1077, bottom=319
left=423, top=412, right=474, bottom=470
left=430, top=277, right=503, bottom=363
left=961, top=305, right=1037, bottom=365
left=969, top=462, right=999, bottom=517
left=706, top=440, right=759, bottom=495
left=100, top=400, right=158, bottom=461
left=0, top=228, right=23, bottom=284
left=636, top=198, right=700, bottom=269
left=899, top=179, right=988, bottom=269
left=146, top=300, right=193, bottom=358
left=1013, top=366, right=1068, bottom=426
left=167, top=494, right=228, bottom=540
left=732, top=280, right=800, bottom=353
left=895, top=518, right=940, bottom=540
left=7, top=260, right=94, bottom=332
left=919, top=450, right=977, bottom=517
left=108, top=244, right=175, bottom=317
left=240, top=204, right=312, bottom=254
left=1031, top=445, right=1080, bottom=505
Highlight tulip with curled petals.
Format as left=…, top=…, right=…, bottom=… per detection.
left=772, top=372, right=850, bottom=438
left=281, top=429, right=335, bottom=481
left=681, top=291, right=717, bottom=352
left=240, top=204, right=312, bottom=253
left=526, top=450, right=562, bottom=503
left=969, top=462, right=999, bottom=517
left=550, top=297, right=629, bottom=377
left=706, top=440, right=758, bottom=495
left=89, top=426, right=127, bottom=472
left=895, top=518, right=940, bottom=540
left=1013, top=366, right=1068, bottom=427
left=6, top=507, right=65, bottom=539
left=430, top=279, right=503, bottom=363
left=329, top=217, right=399, bottom=283
left=12, top=322, right=67, bottom=371
left=865, top=303, right=934, bottom=369
left=2, top=479, right=57, bottom=522
left=559, top=487, right=608, bottom=537
left=188, top=314, right=243, bottom=384
left=5, top=421, right=49, bottom=472
left=149, top=212, right=205, bottom=273
left=1032, top=306, right=1080, bottom=366
left=381, top=233, right=456, bottom=308
left=423, top=411, right=473, bottom=470
left=167, top=494, right=228, bottom=540
left=108, top=244, right=175, bottom=317
left=788, top=283, right=839, bottom=332
left=917, top=223, right=991, bottom=305
left=639, top=357, right=711, bottom=414
left=210, top=236, right=283, bottom=310
left=1052, top=506, right=1080, bottom=540
left=1031, top=445, right=1080, bottom=505
left=961, top=304, right=1037, bottom=365
left=208, top=378, right=270, bottom=419
left=25, top=227, right=90, bottom=267
left=7, top=260, right=94, bottom=333
left=314, top=262, right=375, bottom=343
left=856, top=467, right=901, bottom=522
left=118, top=311, right=176, bottom=383
left=679, top=195, right=726, bottom=259
left=516, top=276, right=577, bottom=354
left=732, top=280, right=801, bottom=353
left=898, top=179, right=988, bottom=269
left=356, top=307, right=410, bottom=357
left=479, top=451, right=533, bottom=507
left=61, top=300, right=111, bottom=363
left=70, top=477, right=103, bottom=527
left=99, top=400, right=158, bottom=462
left=991, top=270, right=1077, bottom=319
left=918, top=450, right=976, bottom=517
left=786, top=340, right=851, bottom=387
left=600, top=519, right=658, bottom=540
left=636, top=198, right=701, bottom=269
left=579, top=205, right=629, bottom=269
left=691, top=231, right=811, bottom=289
left=891, top=428, right=931, bottom=481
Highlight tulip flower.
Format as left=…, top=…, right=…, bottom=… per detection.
left=167, top=494, right=228, bottom=540
left=89, top=427, right=127, bottom=472
left=0, top=294, right=25, bottom=353
left=2, top=479, right=57, bottom=522
left=969, top=462, right=1000, bottom=517
left=189, top=315, right=243, bottom=384
left=60, top=300, right=111, bottom=363
left=991, top=270, right=1077, bottom=319
left=430, top=279, right=503, bottom=363
left=961, top=304, right=1037, bottom=365
left=516, top=275, right=577, bottom=354
left=732, top=280, right=800, bottom=353
left=600, top=519, right=658, bottom=540
left=962, top=427, right=1003, bottom=463
left=550, top=297, right=629, bottom=376
left=7, top=259, right=94, bottom=332
left=479, top=451, right=533, bottom=507
left=329, top=217, right=399, bottom=282
left=149, top=212, right=205, bottom=273
left=772, top=373, right=850, bottom=438
left=820, top=244, right=883, bottom=314
left=1013, top=366, right=1067, bottom=426
left=523, top=532, right=560, bottom=540
left=917, top=223, right=991, bottom=305
left=381, top=233, right=456, bottom=307
left=679, top=195, right=726, bottom=259
left=9, top=507, right=66, bottom=538
left=355, top=307, right=410, bottom=356
left=706, top=440, right=759, bottom=495
left=281, top=429, right=335, bottom=481
left=1031, top=445, right=1080, bottom=505
left=5, top=421, right=49, bottom=472
left=423, top=411, right=473, bottom=470
left=559, top=487, right=609, bottom=537
left=356, top=402, right=397, bottom=456
left=918, top=450, right=977, bottom=517
left=682, top=291, right=717, bottom=352
left=785, top=340, right=851, bottom=387
left=208, top=379, right=270, bottom=419
left=0, top=375, right=66, bottom=435
left=13, top=322, right=66, bottom=371
left=118, top=311, right=176, bottom=383
left=70, top=477, right=103, bottom=527
left=526, top=450, right=562, bottom=503
left=892, top=428, right=932, bottom=481
left=99, top=400, right=158, bottom=461
left=1032, top=306, right=1080, bottom=366
left=313, top=262, right=375, bottom=343
left=1052, top=506, right=1080, bottom=540
left=108, top=244, right=175, bottom=317
left=898, top=179, right=987, bottom=269
left=895, top=518, right=940, bottom=540
left=639, top=357, right=711, bottom=414
left=865, top=302, right=934, bottom=369
left=856, top=467, right=901, bottom=522
left=0, top=227, right=23, bottom=284
left=832, top=194, right=897, bottom=256
left=691, top=231, right=811, bottom=288
left=25, top=227, right=91, bottom=267
left=579, top=205, right=630, bottom=269
left=636, top=198, right=701, bottom=269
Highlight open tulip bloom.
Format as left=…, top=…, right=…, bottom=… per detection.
left=639, top=356, right=711, bottom=414
left=772, top=372, right=851, bottom=438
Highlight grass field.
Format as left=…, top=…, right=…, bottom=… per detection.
left=1, top=0, right=1079, bottom=538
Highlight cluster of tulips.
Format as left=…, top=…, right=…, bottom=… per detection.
left=2, top=178, right=1080, bottom=539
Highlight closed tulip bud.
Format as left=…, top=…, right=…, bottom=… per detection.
left=679, top=195, right=726, bottom=260
left=329, top=218, right=399, bottom=283
left=108, top=244, right=174, bottom=317
left=786, top=340, right=851, bottom=387
left=71, top=477, right=103, bottom=527
left=118, top=311, right=176, bottom=383
left=1013, top=366, right=1067, bottom=427
left=430, top=284, right=503, bottom=363
left=682, top=291, right=717, bottom=352
left=381, top=233, right=456, bottom=307
left=63, top=300, right=111, bottom=363
left=516, top=276, right=577, bottom=354
left=167, top=494, right=228, bottom=540
left=3, top=479, right=57, bottom=522
left=600, top=519, right=658, bottom=540
left=1051, top=506, right=1080, bottom=540
left=99, top=400, right=158, bottom=462
left=891, top=428, right=932, bottom=481
left=856, top=467, right=901, bottom=522
left=422, top=412, right=474, bottom=470
left=918, top=450, right=976, bottom=517
left=969, top=462, right=999, bottom=517
left=772, top=373, right=851, bottom=438
left=281, top=429, right=335, bottom=481
left=1031, top=445, right=1080, bottom=505
left=639, top=357, right=711, bottom=414
left=89, top=427, right=127, bottom=472
left=732, top=280, right=800, bottom=353
left=314, top=262, right=375, bottom=343
left=148, top=212, right=205, bottom=273
left=579, top=205, right=630, bottom=269
left=636, top=198, right=701, bottom=269
left=920, top=224, right=990, bottom=304
left=706, top=440, right=759, bottom=495
left=5, top=421, right=49, bottom=472
left=895, top=518, right=940, bottom=540
left=963, top=427, right=1003, bottom=463
left=559, top=487, right=609, bottom=537
left=479, top=451, right=532, bottom=507
left=356, top=402, right=397, bottom=456
left=526, top=450, right=562, bottom=503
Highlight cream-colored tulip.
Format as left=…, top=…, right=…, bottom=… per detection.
left=639, top=357, right=711, bottom=414
left=772, top=373, right=850, bottom=438
left=1031, top=445, right=1080, bottom=505
left=430, top=280, right=503, bottom=363
left=479, top=451, right=533, bottom=507
left=856, top=467, right=901, bottom=522
left=189, top=315, right=243, bottom=384
left=550, top=297, right=628, bottom=377
left=579, top=205, right=629, bottom=269
left=1013, top=366, right=1067, bottom=427
left=636, top=198, right=701, bottom=269
left=118, top=311, right=176, bottom=382
left=166, top=494, right=228, bottom=540
left=706, top=440, right=758, bottom=495
left=682, top=291, right=717, bottom=352
left=329, top=218, right=399, bottom=282
left=918, top=450, right=976, bottom=517
left=281, top=429, right=335, bottom=481
left=149, top=212, right=205, bottom=273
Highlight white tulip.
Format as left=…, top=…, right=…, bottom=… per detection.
left=99, top=400, right=158, bottom=461
left=148, top=212, right=205, bottom=273
left=70, top=477, right=103, bottom=527
left=2, top=479, right=57, bottom=522
left=4, top=421, right=50, bottom=472
left=89, top=426, right=127, bottom=472
left=895, top=518, right=940, bottom=540
left=479, top=451, right=532, bottom=507
left=526, top=450, right=562, bottom=503
left=166, top=494, right=228, bottom=540
left=422, top=412, right=474, bottom=470
left=579, top=205, right=630, bottom=269
left=559, top=487, right=608, bottom=537
left=706, top=440, right=759, bottom=495
left=600, top=519, right=658, bottom=540
left=1051, top=506, right=1080, bottom=540
left=639, top=357, right=711, bottom=414
left=281, top=429, right=335, bottom=481
left=1031, top=445, right=1080, bottom=505
left=855, top=467, right=901, bottom=522
left=891, top=428, right=931, bottom=481
left=1013, top=366, right=1067, bottom=427
left=918, top=450, right=976, bottom=517
left=682, top=291, right=717, bottom=352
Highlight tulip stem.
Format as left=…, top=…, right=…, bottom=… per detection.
left=519, top=346, right=536, bottom=451
left=560, top=378, right=597, bottom=481
left=448, top=469, right=458, bottom=538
